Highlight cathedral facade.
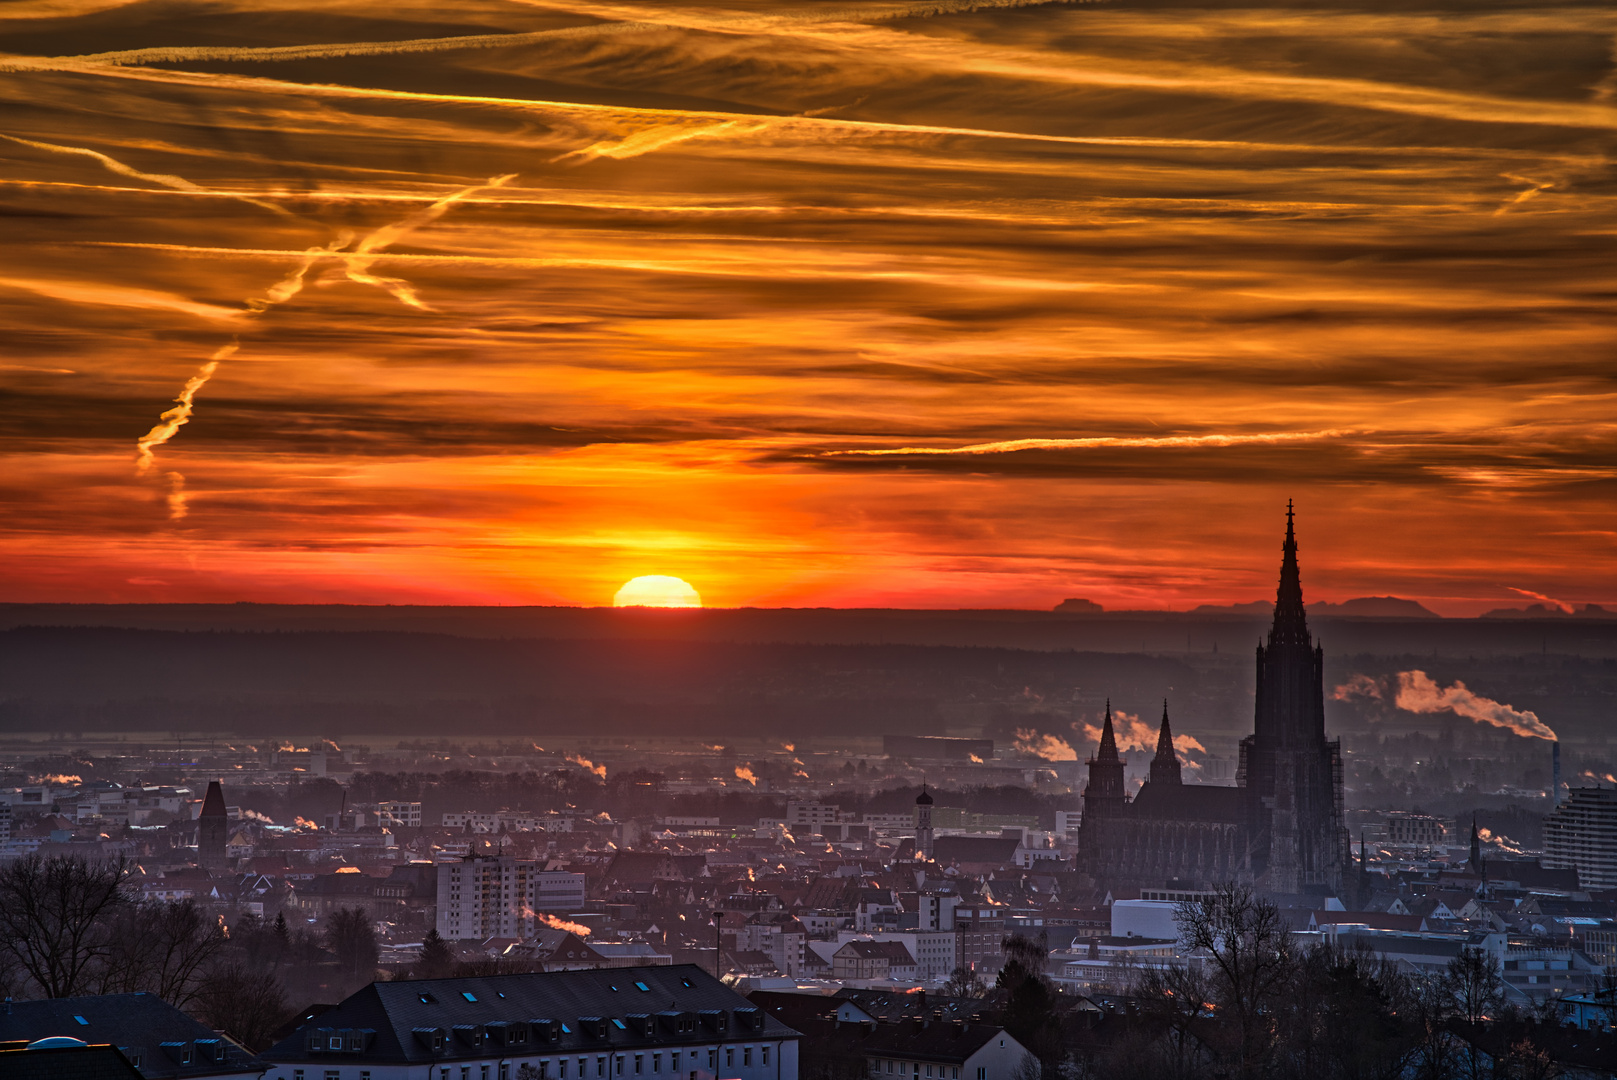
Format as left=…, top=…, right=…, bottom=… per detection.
left=1078, top=507, right=1352, bottom=896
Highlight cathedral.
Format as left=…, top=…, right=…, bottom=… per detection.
left=1078, top=506, right=1353, bottom=896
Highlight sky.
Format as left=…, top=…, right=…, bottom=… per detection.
left=1, top=0, right=1614, bottom=613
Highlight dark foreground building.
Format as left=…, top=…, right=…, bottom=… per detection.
left=1079, top=506, right=1352, bottom=896
left=262, top=964, right=799, bottom=1080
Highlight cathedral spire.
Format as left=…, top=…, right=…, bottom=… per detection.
left=1096, top=699, right=1120, bottom=763
left=1149, top=699, right=1182, bottom=786
left=1269, top=500, right=1311, bottom=646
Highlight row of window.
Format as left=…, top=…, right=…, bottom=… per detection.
left=871, top=1063, right=969, bottom=1080
left=291, top=1044, right=772, bottom=1080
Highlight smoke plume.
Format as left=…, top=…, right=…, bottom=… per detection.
left=733, top=765, right=758, bottom=785
left=1014, top=728, right=1077, bottom=761
left=566, top=753, right=607, bottom=778
left=1395, top=669, right=1557, bottom=740
left=535, top=912, right=593, bottom=936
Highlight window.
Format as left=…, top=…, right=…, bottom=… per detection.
left=612, top=1020, right=627, bottom=1031
left=744, top=1049, right=752, bottom=1067
left=541, top=1063, right=550, bottom=1079
left=653, top=1054, right=661, bottom=1073
left=635, top=1055, right=643, bottom=1074
left=73, top=1016, right=88, bottom=1026
left=362, top=1073, right=371, bottom=1080
left=330, top=1037, right=345, bottom=1050
left=464, top=992, right=479, bottom=1002
left=708, top=1050, right=716, bottom=1069
left=295, top=1071, right=305, bottom=1080
left=635, top=982, right=651, bottom=992
left=482, top=1067, right=490, bottom=1080
left=616, top=1058, right=624, bottom=1076
left=727, top=1049, right=734, bottom=1068
left=598, top=1057, right=606, bottom=1077
left=978, top=1070, right=986, bottom=1080
left=762, top=1049, right=769, bottom=1067
left=326, top=1072, right=340, bottom=1080
left=462, top=1069, right=470, bottom=1080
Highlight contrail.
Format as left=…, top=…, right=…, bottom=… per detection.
left=340, top=174, right=516, bottom=310
left=0, top=0, right=1075, bottom=69
left=0, top=132, right=292, bottom=216
left=128, top=178, right=514, bottom=518
left=135, top=343, right=236, bottom=476
left=822, top=429, right=1354, bottom=456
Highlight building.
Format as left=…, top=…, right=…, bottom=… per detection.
left=1544, top=786, right=1617, bottom=890
left=1385, top=812, right=1447, bottom=847
left=747, top=993, right=1030, bottom=1080
left=915, top=789, right=934, bottom=861
left=379, top=801, right=424, bottom=828
left=197, top=781, right=229, bottom=870
left=0, top=1040, right=145, bottom=1080
left=437, top=854, right=587, bottom=940
left=1079, top=506, right=1352, bottom=896
left=832, top=940, right=916, bottom=982
left=785, top=803, right=842, bottom=834
left=0, top=993, right=264, bottom=1079
left=261, top=964, right=800, bottom=1080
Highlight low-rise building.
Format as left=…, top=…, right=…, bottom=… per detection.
left=261, top=964, right=800, bottom=1080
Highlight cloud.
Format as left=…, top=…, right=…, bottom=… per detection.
left=823, top=430, right=1356, bottom=457
left=0, top=277, right=242, bottom=321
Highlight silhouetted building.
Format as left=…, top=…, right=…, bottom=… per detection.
left=1079, top=506, right=1352, bottom=895
left=1543, top=785, right=1617, bottom=889
left=196, top=781, right=228, bottom=870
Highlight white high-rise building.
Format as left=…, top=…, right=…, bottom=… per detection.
left=1544, top=785, right=1617, bottom=890
left=436, top=854, right=587, bottom=940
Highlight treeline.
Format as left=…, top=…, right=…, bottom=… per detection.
left=989, top=886, right=1616, bottom=1080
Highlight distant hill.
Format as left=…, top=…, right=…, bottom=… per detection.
left=1481, top=603, right=1616, bottom=620
left=1309, top=596, right=1439, bottom=618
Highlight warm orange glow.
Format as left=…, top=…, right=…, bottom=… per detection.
left=0, top=1, right=1611, bottom=612
left=614, top=575, right=703, bottom=608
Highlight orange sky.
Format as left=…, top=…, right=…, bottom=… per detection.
left=1, top=0, right=1614, bottom=614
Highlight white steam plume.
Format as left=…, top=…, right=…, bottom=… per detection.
left=1395, top=670, right=1557, bottom=741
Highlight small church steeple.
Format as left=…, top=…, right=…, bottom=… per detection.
left=1469, top=815, right=1484, bottom=875
left=1149, top=700, right=1182, bottom=786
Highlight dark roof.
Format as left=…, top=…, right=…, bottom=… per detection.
left=862, top=1021, right=1007, bottom=1064
left=1127, top=782, right=1247, bottom=825
left=932, top=837, right=1018, bottom=865
left=0, top=1043, right=144, bottom=1080
left=0, top=994, right=260, bottom=1079
left=835, top=941, right=914, bottom=962
left=265, top=964, right=798, bottom=1066
left=830, top=989, right=998, bottom=1022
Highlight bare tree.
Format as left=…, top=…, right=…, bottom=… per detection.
left=1133, top=960, right=1216, bottom=1080
left=1443, top=946, right=1504, bottom=1027
left=1174, top=884, right=1293, bottom=1080
left=194, top=961, right=290, bottom=1052
left=325, top=907, right=380, bottom=980
left=941, top=965, right=987, bottom=999
left=97, top=899, right=227, bottom=1007
left=0, top=854, right=128, bottom=998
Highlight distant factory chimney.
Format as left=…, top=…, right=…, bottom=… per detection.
left=1552, top=741, right=1562, bottom=808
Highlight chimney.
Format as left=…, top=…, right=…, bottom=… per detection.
left=1552, top=741, right=1561, bottom=808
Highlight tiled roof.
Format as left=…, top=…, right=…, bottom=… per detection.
left=0, top=1043, right=144, bottom=1080
left=264, top=964, right=798, bottom=1066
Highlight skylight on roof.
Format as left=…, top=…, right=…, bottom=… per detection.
left=462, top=992, right=478, bottom=1002
left=420, top=994, right=438, bottom=1004
left=609, top=985, right=618, bottom=992
left=680, top=979, right=692, bottom=988
left=634, top=982, right=650, bottom=992
left=611, top=1019, right=627, bottom=1030
left=73, top=1016, right=88, bottom=1026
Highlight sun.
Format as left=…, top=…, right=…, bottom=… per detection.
left=613, top=575, right=702, bottom=608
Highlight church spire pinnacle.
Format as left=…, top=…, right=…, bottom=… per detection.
left=1096, top=699, right=1120, bottom=763
left=1149, top=699, right=1182, bottom=786
left=1269, top=500, right=1311, bottom=646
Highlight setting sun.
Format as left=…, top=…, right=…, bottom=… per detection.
left=613, top=575, right=703, bottom=608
